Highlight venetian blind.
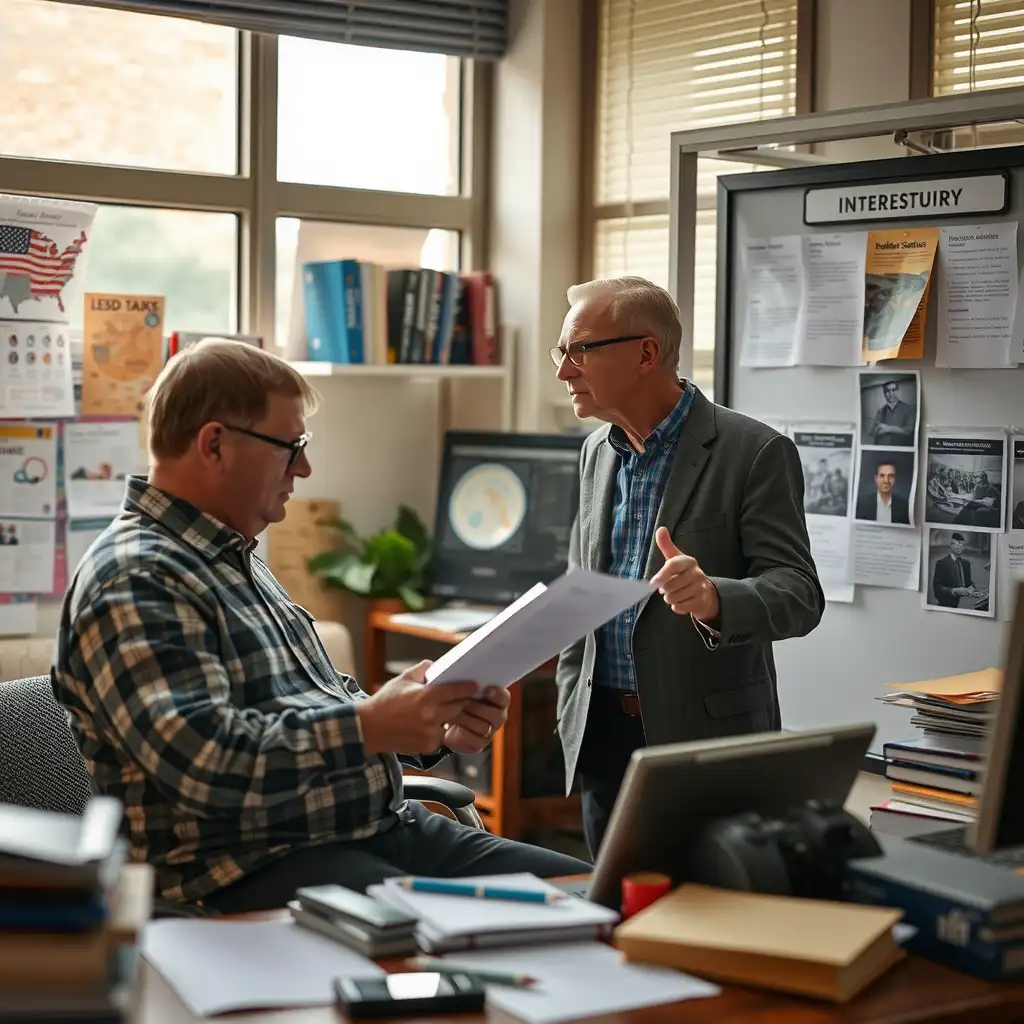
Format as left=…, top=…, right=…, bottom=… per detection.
left=933, top=0, right=1024, bottom=147
left=64, top=0, right=507, bottom=59
left=592, top=0, right=797, bottom=395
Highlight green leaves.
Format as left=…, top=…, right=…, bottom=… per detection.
left=307, top=504, right=431, bottom=609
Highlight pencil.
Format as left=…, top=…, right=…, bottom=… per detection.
left=398, top=876, right=567, bottom=904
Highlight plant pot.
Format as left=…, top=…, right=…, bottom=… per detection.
left=369, top=597, right=407, bottom=616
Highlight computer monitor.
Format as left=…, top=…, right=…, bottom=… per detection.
left=428, top=430, right=586, bottom=606
left=970, top=576, right=1024, bottom=852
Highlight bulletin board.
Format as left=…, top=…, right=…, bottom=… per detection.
left=713, top=145, right=1024, bottom=761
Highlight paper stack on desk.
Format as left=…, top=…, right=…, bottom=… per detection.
left=872, top=668, right=999, bottom=835
left=367, top=873, right=619, bottom=953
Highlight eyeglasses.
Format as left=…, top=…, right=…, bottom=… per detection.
left=548, top=334, right=646, bottom=367
left=224, top=425, right=312, bottom=467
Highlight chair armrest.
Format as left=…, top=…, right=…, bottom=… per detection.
left=402, top=776, right=477, bottom=810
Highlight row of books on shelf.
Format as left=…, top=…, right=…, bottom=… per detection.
left=301, top=261, right=499, bottom=367
left=870, top=669, right=998, bottom=837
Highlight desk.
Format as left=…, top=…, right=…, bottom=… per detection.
left=136, top=924, right=1024, bottom=1023
left=363, top=610, right=580, bottom=838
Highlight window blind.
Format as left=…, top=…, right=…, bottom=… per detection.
left=933, top=0, right=1024, bottom=148
left=62, top=0, right=507, bottom=59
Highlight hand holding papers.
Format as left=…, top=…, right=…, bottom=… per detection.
left=425, top=569, right=653, bottom=689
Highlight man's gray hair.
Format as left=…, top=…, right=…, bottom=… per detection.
left=566, top=276, right=682, bottom=368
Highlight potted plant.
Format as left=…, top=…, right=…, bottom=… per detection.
left=307, top=505, right=432, bottom=611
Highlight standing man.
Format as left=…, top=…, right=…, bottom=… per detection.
left=552, top=277, right=824, bottom=857
left=932, top=532, right=978, bottom=608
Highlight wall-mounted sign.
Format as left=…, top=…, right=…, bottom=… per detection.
left=804, top=173, right=1009, bottom=225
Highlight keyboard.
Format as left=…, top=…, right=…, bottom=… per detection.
left=910, top=826, right=1024, bottom=867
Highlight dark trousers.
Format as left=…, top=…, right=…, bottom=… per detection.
left=576, top=687, right=647, bottom=861
left=204, top=802, right=590, bottom=914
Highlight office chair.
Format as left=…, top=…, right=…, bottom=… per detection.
left=0, top=675, right=484, bottom=915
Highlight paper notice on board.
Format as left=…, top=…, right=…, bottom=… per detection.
left=800, top=233, right=867, bottom=366
left=924, top=431, right=1006, bottom=533
left=0, top=323, right=75, bottom=418
left=998, top=533, right=1024, bottom=621
left=64, top=421, right=140, bottom=518
left=0, top=422, right=57, bottom=519
left=936, top=222, right=1019, bottom=368
left=1012, top=435, right=1024, bottom=531
left=852, top=524, right=921, bottom=590
left=862, top=227, right=938, bottom=362
left=924, top=527, right=994, bottom=618
left=0, top=518, right=56, bottom=594
left=739, top=236, right=804, bottom=367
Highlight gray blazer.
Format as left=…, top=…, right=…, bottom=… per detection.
left=554, top=387, right=824, bottom=795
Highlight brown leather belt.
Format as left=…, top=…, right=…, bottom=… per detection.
left=619, top=692, right=642, bottom=716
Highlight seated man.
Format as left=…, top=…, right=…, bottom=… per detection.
left=52, top=340, right=588, bottom=914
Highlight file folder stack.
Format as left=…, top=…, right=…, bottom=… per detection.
left=0, top=797, right=149, bottom=1022
left=289, top=884, right=419, bottom=958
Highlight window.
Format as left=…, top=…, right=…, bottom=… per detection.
left=277, top=37, right=461, bottom=195
left=932, top=0, right=1024, bottom=148
left=77, top=206, right=238, bottom=334
left=590, top=0, right=799, bottom=396
left=0, top=0, right=238, bottom=173
left=275, top=220, right=461, bottom=350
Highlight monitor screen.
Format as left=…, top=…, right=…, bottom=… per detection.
left=428, top=430, right=587, bottom=605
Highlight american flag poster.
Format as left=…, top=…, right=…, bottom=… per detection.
left=0, top=194, right=96, bottom=323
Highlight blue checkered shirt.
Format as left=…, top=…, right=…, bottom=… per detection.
left=52, top=477, right=433, bottom=904
left=595, top=383, right=695, bottom=692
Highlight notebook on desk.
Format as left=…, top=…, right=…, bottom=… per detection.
left=367, top=873, right=618, bottom=953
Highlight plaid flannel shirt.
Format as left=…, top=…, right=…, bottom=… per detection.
left=52, top=477, right=430, bottom=904
left=595, top=382, right=695, bottom=691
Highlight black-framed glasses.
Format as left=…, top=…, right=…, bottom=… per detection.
left=548, top=334, right=645, bottom=367
left=224, top=425, right=312, bottom=467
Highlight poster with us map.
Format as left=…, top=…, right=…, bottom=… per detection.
left=0, top=195, right=96, bottom=323
left=81, top=293, right=165, bottom=416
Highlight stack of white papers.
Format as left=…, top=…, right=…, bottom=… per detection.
left=368, top=873, right=619, bottom=953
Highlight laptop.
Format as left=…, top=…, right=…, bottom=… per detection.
left=576, top=722, right=875, bottom=909
left=908, top=577, right=1024, bottom=866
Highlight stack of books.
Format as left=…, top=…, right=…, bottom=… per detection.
left=0, top=797, right=151, bottom=1022
left=301, top=260, right=499, bottom=367
left=871, top=668, right=1000, bottom=836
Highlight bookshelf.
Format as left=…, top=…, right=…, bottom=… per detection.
left=363, top=609, right=581, bottom=839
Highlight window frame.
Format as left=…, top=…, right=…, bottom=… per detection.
left=0, top=27, right=490, bottom=345
left=578, top=0, right=816, bottom=384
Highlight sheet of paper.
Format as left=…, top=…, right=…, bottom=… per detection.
left=438, top=941, right=719, bottom=1024
left=998, top=532, right=1024, bottom=622
left=799, top=232, right=867, bottom=366
left=141, top=918, right=384, bottom=1017
left=881, top=667, right=1002, bottom=697
left=739, top=235, right=804, bottom=367
left=0, top=422, right=57, bottom=518
left=0, top=195, right=96, bottom=322
left=822, top=579, right=855, bottom=603
left=63, top=420, right=140, bottom=518
left=0, top=600, right=37, bottom=636
left=0, top=518, right=55, bottom=594
left=425, top=570, right=653, bottom=688
left=854, top=370, right=919, bottom=530
left=936, top=222, right=1019, bottom=368
left=852, top=524, right=921, bottom=590
left=0, top=323, right=75, bottom=418
left=1011, top=435, right=1024, bottom=531
left=924, top=429, right=1006, bottom=533
left=862, top=227, right=938, bottom=362
left=66, top=518, right=111, bottom=577
left=81, top=293, right=164, bottom=416
left=923, top=526, right=995, bottom=618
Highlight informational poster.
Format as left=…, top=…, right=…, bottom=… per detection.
left=936, top=222, right=1019, bottom=369
left=1010, top=434, right=1024, bottom=532
left=0, top=195, right=96, bottom=322
left=739, top=236, right=803, bottom=367
left=854, top=370, right=920, bottom=529
left=0, top=323, right=75, bottom=419
left=0, top=518, right=56, bottom=594
left=851, top=524, right=921, bottom=591
left=81, top=293, right=165, bottom=416
left=63, top=420, right=140, bottom=518
left=0, top=422, right=57, bottom=519
left=923, top=527, right=994, bottom=618
left=924, top=431, right=1006, bottom=533
left=997, top=533, right=1024, bottom=623
left=793, top=425, right=855, bottom=602
left=65, top=518, right=111, bottom=578
left=862, top=227, right=939, bottom=362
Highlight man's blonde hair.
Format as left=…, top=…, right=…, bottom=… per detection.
left=147, top=340, right=320, bottom=459
left=566, top=276, right=682, bottom=368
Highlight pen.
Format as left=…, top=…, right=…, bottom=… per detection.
left=410, top=956, right=538, bottom=988
left=398, top=877, right=566, bottom=904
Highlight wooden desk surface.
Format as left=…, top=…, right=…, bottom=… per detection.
left=136, top=930, right=1024, bottom=1024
